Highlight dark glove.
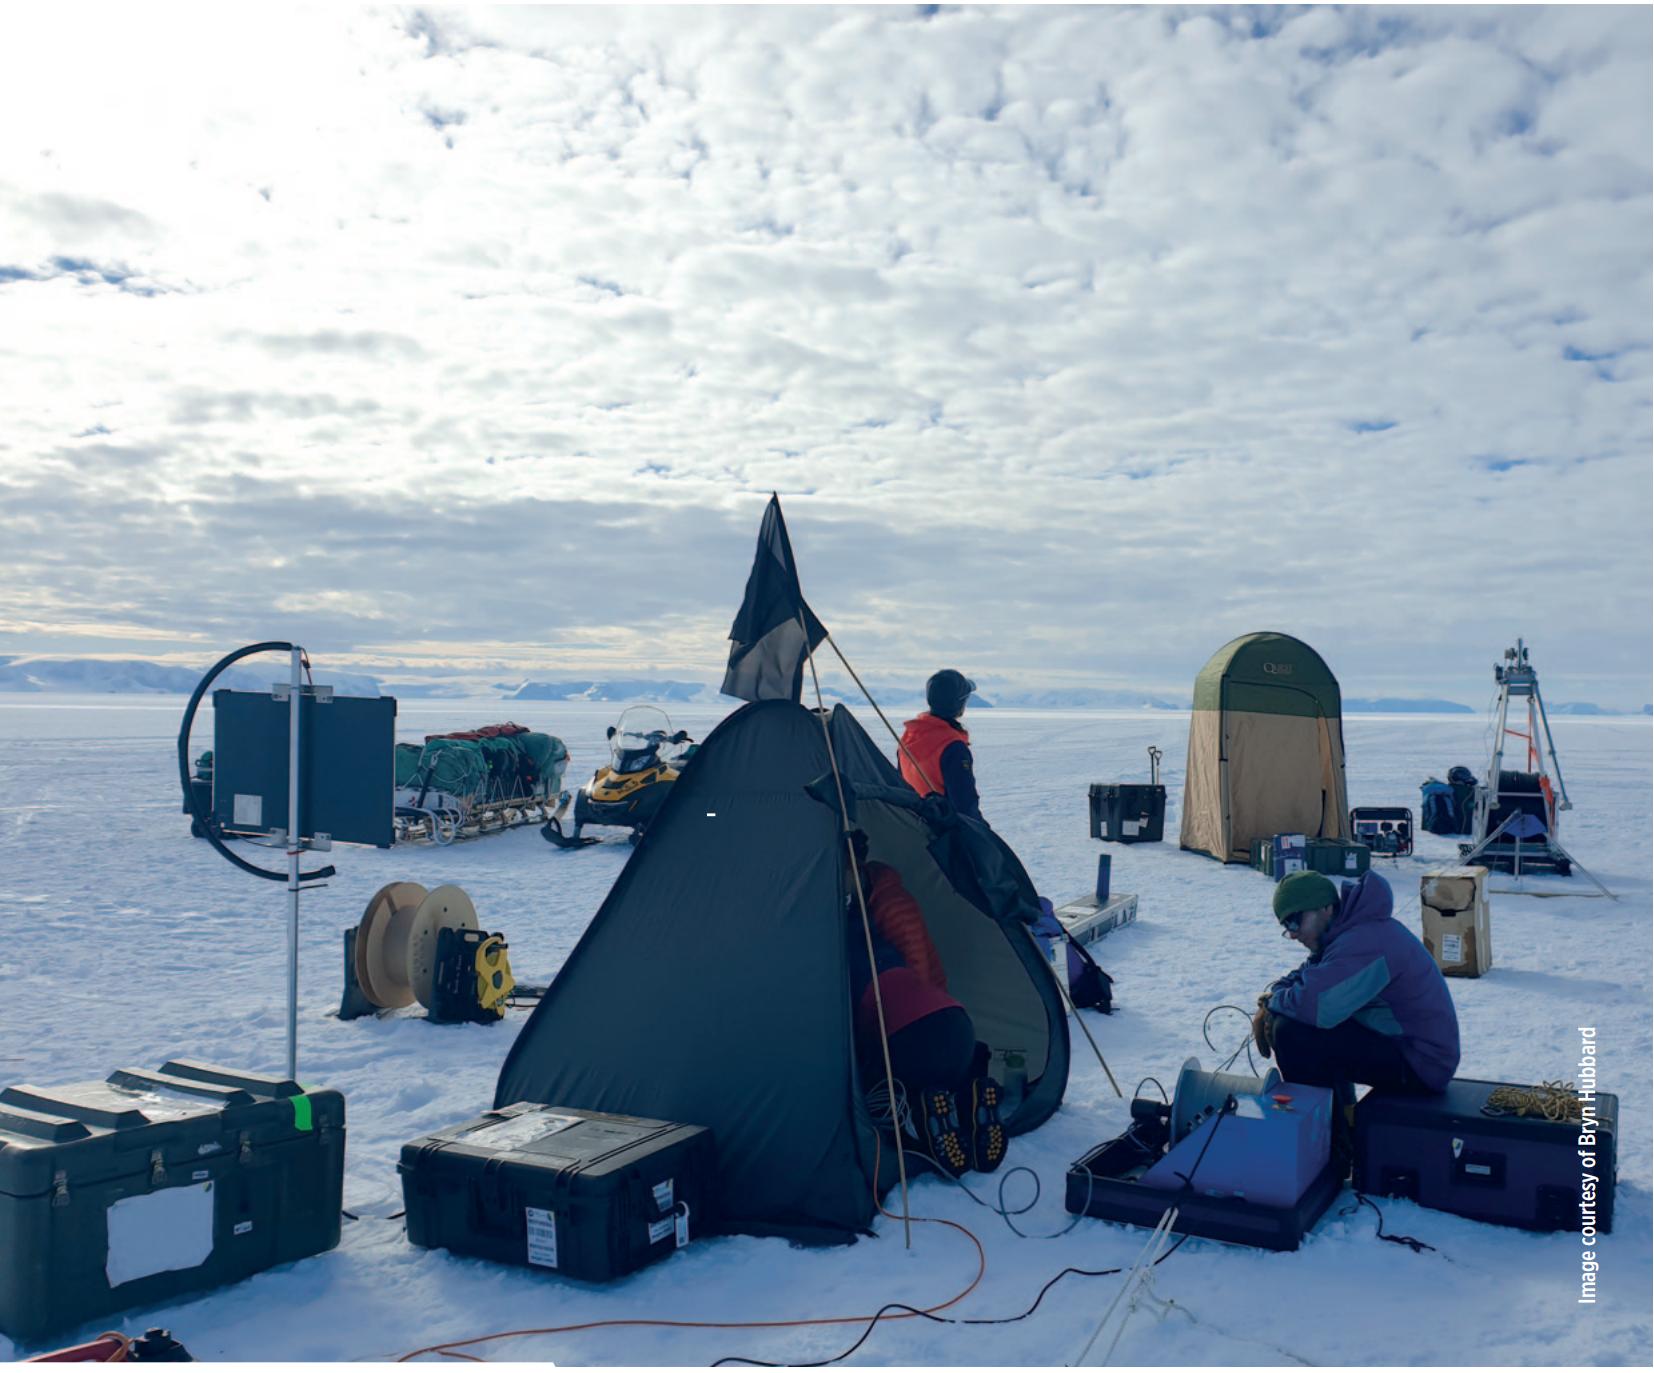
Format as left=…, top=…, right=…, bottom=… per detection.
left=1252, top=994, right=1277, bottom=1059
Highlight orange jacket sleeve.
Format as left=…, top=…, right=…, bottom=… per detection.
left=867, top=863, right=948, bottom=992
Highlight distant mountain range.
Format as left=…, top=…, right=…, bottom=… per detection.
left=1344, top=697, right=1474, bottom=714
left=0, top=658, right=1646, bottom=716
left=505, top=679, right=709, bottom=703
left=804, top=681, right=1196, bottom=710
left=0, top=657, right=380, bottom=696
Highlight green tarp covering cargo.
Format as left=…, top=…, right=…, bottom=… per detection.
left=394, top=723, right=569, bottom=844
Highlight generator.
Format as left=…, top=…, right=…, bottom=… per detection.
left=400, top=1104, right=716, bottom=1283
left=1350, top=806, right=1413, bottom=858
left=0, top=1061, right=343, bottom=1343
left=1355, top=1078, right=1617, bottom=1233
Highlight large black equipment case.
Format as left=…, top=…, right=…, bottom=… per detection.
left=1065, top=1118, right=1341, bottom=1252
left=0, top=1061, right=344, bottom=1344
left=1355, top=1079, right=1617, bottom=1233
left=1088, top=783, right=1167, bottom=844
left=400, top=1103, right=716, bottom=1282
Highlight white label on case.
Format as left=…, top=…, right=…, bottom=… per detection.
left=1441, top=934, right=1464, bottom=964
left=192, top=1169, right=210, bottom=1181
left=233, top=794, right=263, bottom=827
left=525, top=1207, right=558, bottom=1268
left=675, top=1206, right=690, bottom=1248
left=470, top=1111, right=581, bottom=1153
left=652, top=1179, right=674, bottom=1213
left=234, top=1220, right=253, bottom=1236
left=648, top=1216, right=674, bottom=1245
left=106, top=1183, right=215, bottom=1287
left=1122, top=820, right=1140, bottom=836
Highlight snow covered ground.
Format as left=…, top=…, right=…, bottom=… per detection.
left=1, top=693, right=1648, bottom=1364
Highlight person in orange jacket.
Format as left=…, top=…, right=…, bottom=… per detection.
left=899, top=669, right=981, bottom=821
left=844, top=831, right=1004, bottom=1176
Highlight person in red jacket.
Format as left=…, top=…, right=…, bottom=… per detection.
left=899, top=669, right=981, bottom=821
left=844, top=831, right=1004, bottom=1176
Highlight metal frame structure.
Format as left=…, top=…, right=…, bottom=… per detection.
left=1462, top=639, right=1612, bottom=896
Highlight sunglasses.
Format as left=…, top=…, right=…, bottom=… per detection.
left=1280, top=914, right=1304, bottom=937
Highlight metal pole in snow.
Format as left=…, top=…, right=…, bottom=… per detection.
left=286, top=645, right=302, bottom=1082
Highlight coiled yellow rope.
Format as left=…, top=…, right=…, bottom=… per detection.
left=1481, top=1081, right=1582, bottom=1123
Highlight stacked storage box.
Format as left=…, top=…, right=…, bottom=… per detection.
left=1249, top=834, right=1306, bottom=880
left=1305, top=838, right=1371, bottom=878
left=1087, top=784, right=1166, bottom=844
left=1419, top=865, right=1493, bottom=977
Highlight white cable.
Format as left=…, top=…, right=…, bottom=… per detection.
left=1098, top=1216, right=1180, bottom=1366
left=1071, top=1205, right=1177, bottom=1366
left=1135, top=1272, right=1317, bottom=1365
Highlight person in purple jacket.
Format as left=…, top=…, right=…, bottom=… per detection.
left=1253, top=870, right=1460, bottom=1097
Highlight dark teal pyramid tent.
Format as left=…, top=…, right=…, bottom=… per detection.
left=495, top=698, right=1070, bottom=1242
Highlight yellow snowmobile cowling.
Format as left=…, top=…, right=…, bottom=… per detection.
left=586, top=761, right=680, bottom=804
left=543, top=706, right=696, bottom=849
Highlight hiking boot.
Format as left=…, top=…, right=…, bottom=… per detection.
left=921, top=1086, right=969, bottom=1177
left=969, top=1076, right=1007, bottom=1173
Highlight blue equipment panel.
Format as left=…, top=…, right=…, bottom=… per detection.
left=1141, top=1083, right=1332, bottom=1208
left=212, top=689, right=396, bottom=848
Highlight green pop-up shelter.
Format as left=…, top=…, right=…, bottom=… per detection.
left=1180, top=632, right=1351, bottom=863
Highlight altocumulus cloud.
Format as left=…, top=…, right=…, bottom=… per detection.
left=0, top=4, right=1647, bottom=704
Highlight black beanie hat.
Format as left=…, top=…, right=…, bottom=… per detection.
left=925, top=669, right=976, bottom=718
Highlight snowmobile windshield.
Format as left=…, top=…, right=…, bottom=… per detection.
left=611, top=705, right=674, bottom=774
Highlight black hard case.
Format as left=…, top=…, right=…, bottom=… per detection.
left=1087, top=783, right=1167, bottom=844
left=1355, top=1079, right=1617, bottom=1233
left=399, top=1103, right=716, bottom=1282
left=0, top=1061, right=344, bottom=1344
left=1066, top=1130, right=1341, bottom=1252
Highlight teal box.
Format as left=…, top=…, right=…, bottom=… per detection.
left=0, top=1062, right=344, bottom=1344
left=1306, top=839, right=1371, bottom=877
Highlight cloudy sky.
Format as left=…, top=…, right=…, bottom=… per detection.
left=1, top=4, right=1649, bottom=705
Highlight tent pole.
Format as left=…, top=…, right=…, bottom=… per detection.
left=800, top=617, right=913, bottom=1249
left=1053, top=965, right=1122, bottom=1097
left=824, top=634, right=939, bottom=794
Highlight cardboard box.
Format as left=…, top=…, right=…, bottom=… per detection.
left=1421, top=898, right=1492, bottom=976
left=1421, top=865, right=1487, bottom=912
left=1419, top=864, right=1493, bottom=976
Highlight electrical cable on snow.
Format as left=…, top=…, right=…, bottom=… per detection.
left=1202, top=1005, right=1261, bottom=1076
left=713, top=1235, right=1193, bottom=1367
left=1338, top=1193, right=1438, bottom=1256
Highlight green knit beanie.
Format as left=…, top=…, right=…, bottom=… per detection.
left=1272, top=871, right=1338, bottom=923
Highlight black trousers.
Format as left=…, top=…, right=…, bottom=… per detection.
left=875, top=1008, right=978, bottom=1095
left=1273, top=1016, right=1429, bottom=1098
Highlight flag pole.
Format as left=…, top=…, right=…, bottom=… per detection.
left=822, top=634, right=939, bottom=793
left=801, top=614, right=913, bottom=1248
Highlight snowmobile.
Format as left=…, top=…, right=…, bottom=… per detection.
left=542, top=705, right=696, bottom=848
